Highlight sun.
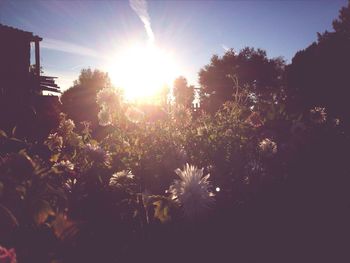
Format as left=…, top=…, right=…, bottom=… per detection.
left=107, top=43, right=179, bottom=102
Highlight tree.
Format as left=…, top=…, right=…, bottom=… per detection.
left=332, top=0, right=350, bottom=36
left=173, top=76, right=194, bottom=109
left=60, top=68, right=112, bottom=130
left=286, top=0, right=350, bottom=121
left=198, top=47, right=285, bottom=113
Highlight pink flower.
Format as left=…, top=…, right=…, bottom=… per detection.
left=246, top=112, right=263, bottom=128
left=0, top=246, right=17, bottom=263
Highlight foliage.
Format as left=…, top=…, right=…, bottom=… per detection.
left=199, top=47, right=285, bottom=113
left=60, top=69, right=112, bottom=132
left=332, top=0, right=350, bottom=36
left=1, top=75, right=350, bottom=262
left=2, top=84, right=348, bottom=262
left=286, top=0, right=350, bottom=123
left=173, top=76, right=195, bottom=109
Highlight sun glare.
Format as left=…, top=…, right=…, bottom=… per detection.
left=107, top=43, right=179, bottom=102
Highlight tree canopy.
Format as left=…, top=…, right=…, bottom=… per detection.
left=173, top=76, right=194, bottom=109
left=60, top=68, right=112, bottom=130
left=198, top=47, right=285, bottom=113
left=286, top=0, right=350, bottom=121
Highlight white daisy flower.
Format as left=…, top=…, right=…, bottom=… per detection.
left=169, top=163, right=215, bottom=220
left=109, top=170, right=135, bottom=187
left=84, top=143, right=111, bottom=166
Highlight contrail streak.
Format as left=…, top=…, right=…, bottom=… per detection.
left=129, top=0, right=155, bottom=43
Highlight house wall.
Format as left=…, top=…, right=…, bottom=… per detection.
left=0, top=32, right=31, bottom=96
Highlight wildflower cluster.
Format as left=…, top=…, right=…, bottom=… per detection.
left=58, top=118, right=75, bottom=135
left=1, top=70, right=343, bottom=262
left=45, top=132, right=63, bottom=152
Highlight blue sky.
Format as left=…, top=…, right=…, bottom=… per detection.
left=0, top=0, right=347, bottom=91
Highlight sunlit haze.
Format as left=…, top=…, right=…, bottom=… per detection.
left=107, top=43, right=179, bottom=101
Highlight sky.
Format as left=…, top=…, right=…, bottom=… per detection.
left=0, top=0, right=348, bottom=92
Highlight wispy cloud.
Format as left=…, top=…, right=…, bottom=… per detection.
left=41, top=38, right=100, bottom=58
left=129, top=0, right=155, bottom=43
left=70, top=64, right=87, bottom=70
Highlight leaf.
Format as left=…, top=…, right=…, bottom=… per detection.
left=153, top=199, right=171, bottom=223
left=71, top=149, right=77, bottom=159
left=50, top=213, right=76, bottom=240
left=0, top=204, right=19, bottom=228
left=32, top=200, right=55, bottom=225
left=50, top=153, right=61, bottom=163
left=15, top=185, right=26, bottom=199
left=11, top=126, right=17, bottom=137
left=30, top=106, right=37, bottom=115
left=0, top=129, right=8, bottom=138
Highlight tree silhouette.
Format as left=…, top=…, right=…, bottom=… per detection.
left=198, top=47, right=285, bottom=113
left=286, top=0, right=350, bottom=122
left=60, top=69, right=112, bottom=130
left=332, top=0, right=350, bottom=36
left=173, top=76, right=194, bottom=109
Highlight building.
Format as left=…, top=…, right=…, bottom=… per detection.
left=0, top=23, right=60, bottom=96
left=0, top=24, right=61, bottom=140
